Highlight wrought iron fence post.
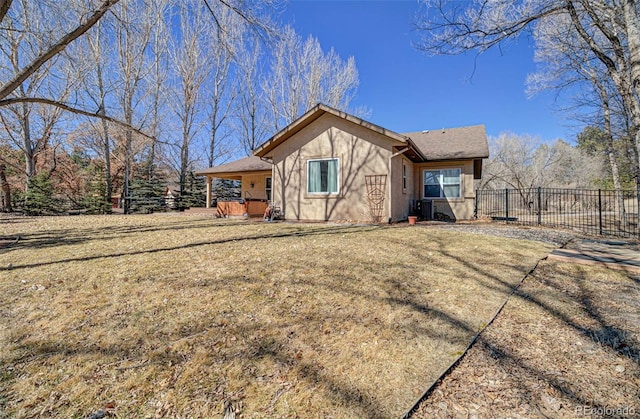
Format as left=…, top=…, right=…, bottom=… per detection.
left=505, top=188, right=509, bottom=223
left=477, top=186, right=636, bottom=238
left=474, top=189, right=478, bottom=219
left=598, top=189, right=603, bottom=235
left=537, top=187, right=542, bottom=226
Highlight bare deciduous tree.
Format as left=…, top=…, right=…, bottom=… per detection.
left=481, top=133, right=603, bottom=191
left=169, top=1, right=214, bottom=198
left=80, top=17, right=117, bottom=209
left=264, top=25, right=359, bottom=131
left=526, top=9, right=632, bottom=222
left=0, top=0, right=119, bottom=103
left=235, top=38, right=270, bottom=155
left=416, top=0, right=640, bottom=227
left=143, top=0, right=171, bottom=180
left=113, top=0, right=154, bottom=213
left=0, top=0, right=77, bottom=188
left=204, top=5, right=241, bottom=167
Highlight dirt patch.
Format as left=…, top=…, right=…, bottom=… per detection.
left=428, top=222, right=576, bottom=246
left=411, top=258, right=640, bottom=418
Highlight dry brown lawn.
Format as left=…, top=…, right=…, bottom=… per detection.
left=413, top=258, right=640, bottom=418
left=0, top=214, right=552, bottom=418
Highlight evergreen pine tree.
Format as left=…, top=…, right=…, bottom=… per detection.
left=128, top=174, right=166, bottom=214
left=24, top=172, right=60, bottom=215
left=83, top=165, right=112, bottom=214
left=179, top=171, right=206, bottom=209
left=212, top=178, right=240, bottom=200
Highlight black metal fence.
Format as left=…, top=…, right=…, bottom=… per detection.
left=475, top=187, right=639, bottom=238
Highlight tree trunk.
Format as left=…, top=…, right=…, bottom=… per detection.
left=180, top=128, right=188, bottom=199
left=0, top=164, right=11, bottom=212
left=96, top=60, right=112, bottom=211
left=599, top=82, right=628, bottom=228
left=622, top=0, right=640, bottom=233
left=123, top=90, right=133, bottom=214
left=124, top=127, right=132, bottom=214
left=20, top=98, right=35, bottom=206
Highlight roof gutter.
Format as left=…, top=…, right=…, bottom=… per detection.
left=388, top=147, right=409, bottom=224
left=404, top=137, right=427, bottom=161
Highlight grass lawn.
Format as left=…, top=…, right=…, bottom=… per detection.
left=0, top=214, right=553, bottom=418
left=414, top=259, right=640, bottom=417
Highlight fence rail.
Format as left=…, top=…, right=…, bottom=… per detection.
left=475, top=188, right=639, bottom=238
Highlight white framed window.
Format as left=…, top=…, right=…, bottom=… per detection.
left=402, top=161, right=407, bottom=192
left=265, top=177, right=272, bottom=201
left=424, top=168, right=461, bottom=199
left=307, top=158, right=339, bottom=194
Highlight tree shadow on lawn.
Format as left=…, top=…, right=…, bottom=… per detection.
left=411, top=260, right=640, bottom=418
left=482, top=263, right=640, bottom=411
left=2, top=274, right=485, bottom=417
left=2, top=227, right=552, bottom=417
left=517, top=264, right=640, bottom=364
left=1, top=217, right=247, bottom=253
left=0, top=224, right=379, bottom=271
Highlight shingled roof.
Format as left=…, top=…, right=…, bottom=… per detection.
left=196, top=107, right=488, bottom=178
left=194, top=156, right=271, bottom=177
left=254, top=103, right=412, bottom=159
left=403, top=125, right=489, bottom=161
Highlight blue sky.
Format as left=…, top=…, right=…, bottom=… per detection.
left=281, top=0, right=577, bottom=142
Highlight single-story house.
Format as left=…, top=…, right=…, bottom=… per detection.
left=195, top=103, right=489, bottom=222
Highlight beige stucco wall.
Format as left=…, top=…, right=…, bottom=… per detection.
left=414, top=160, right=476, bottom=220
left=269, top=113, right=406, bottom=222
left=240, top=171, right=272, bottom=200
left=265, top=112, right=479, bottom=222
left=390, top=156, right=416, bottom=221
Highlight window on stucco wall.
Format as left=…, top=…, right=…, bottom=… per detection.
left=424, top=168, right=461, bottom=199
left=266, top=177, right=272, bottom=201
left=307, top=158, right=339, bottom=194
left=402, top=161, right=407, bottom=192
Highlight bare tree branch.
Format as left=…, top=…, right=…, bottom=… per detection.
left=0, top=0, right=119, bottom=102
left=0, top=97, right=155, bottom=141
left=0, top=0, right=12, bottom=25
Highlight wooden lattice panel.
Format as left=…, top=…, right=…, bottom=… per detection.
left=365, top=174, right=387, bottom=223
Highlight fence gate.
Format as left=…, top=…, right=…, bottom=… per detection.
left=365, top=175, right=387, bottom=223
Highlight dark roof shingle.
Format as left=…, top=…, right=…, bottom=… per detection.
left=404, top=125, right=489, bottom=160
left=194, top=156, right=271, bottom=176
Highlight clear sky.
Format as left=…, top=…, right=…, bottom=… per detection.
left=281, top=0, right=578, bottom=143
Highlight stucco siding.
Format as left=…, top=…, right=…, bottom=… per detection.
left=270, top=113, right=401, bottom=221
left=239, top=171, right=272, bottom=201
left=390, top=156, right=415, bottom=222
left=415, top=160, right=476, bottom=220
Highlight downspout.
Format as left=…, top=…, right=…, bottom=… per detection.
left=260, top=156, right=275, bottom=205
left=388, top=147, right=409, bottom=224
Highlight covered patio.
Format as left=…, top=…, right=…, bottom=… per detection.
left=194, top=156, right=273, bottom=217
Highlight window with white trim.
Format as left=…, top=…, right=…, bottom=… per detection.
left=423, top=168, right=461, bottom=198
left=265, top=177, right=272, bottom=201
left=402, top=161, right=407, bottom=192
left=307, top=158, right=339, bottom=194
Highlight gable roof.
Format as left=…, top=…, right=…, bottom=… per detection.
left=194, top=156, right=271, bottom=177
left=404, top=125, right=489, bottom=161
left=253, top=103, right=425, bottom=160
left=253, top=103, right=487, bottom=162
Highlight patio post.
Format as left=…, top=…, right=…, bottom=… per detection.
left=206, top=176, right=211, bottom=208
